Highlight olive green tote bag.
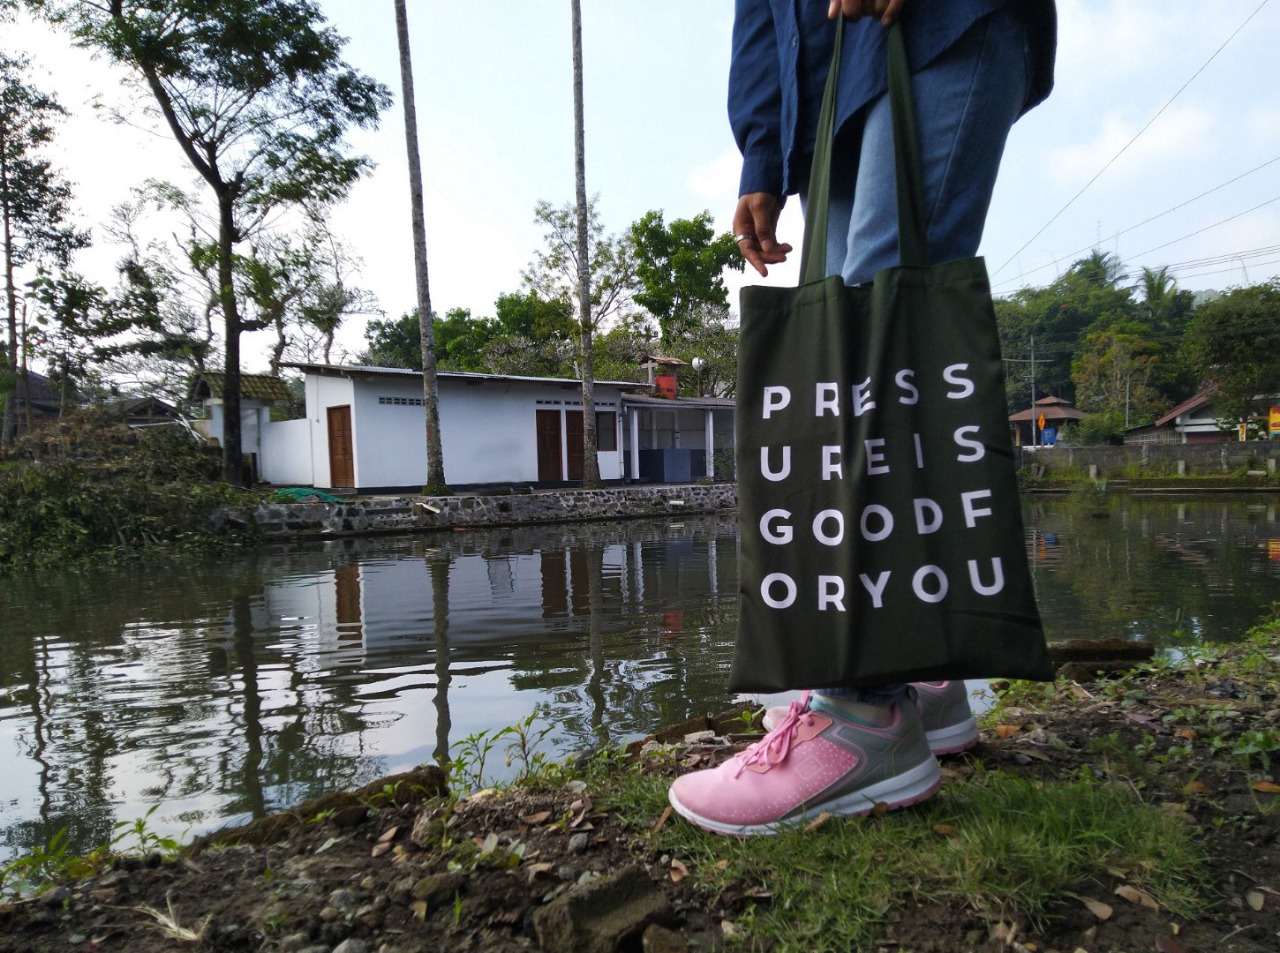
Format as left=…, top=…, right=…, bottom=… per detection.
left=729, top=22, right=1054, bottom=692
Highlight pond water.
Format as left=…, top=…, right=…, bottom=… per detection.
left=4, top=492, right=1280, bottom=865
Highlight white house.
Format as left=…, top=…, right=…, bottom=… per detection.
left=1125, top=387, right=1232, bottom=445
left=193, top=363, right=737, bottom=490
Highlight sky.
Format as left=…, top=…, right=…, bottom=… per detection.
left=6, top=0, right=1280, bottom=375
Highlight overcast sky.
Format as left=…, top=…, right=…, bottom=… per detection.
left=7, top=0, right=1280, bottom=374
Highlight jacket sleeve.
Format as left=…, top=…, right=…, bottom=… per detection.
left=728, top=0, right=784, bottom=197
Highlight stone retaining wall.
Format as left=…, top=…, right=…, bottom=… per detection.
left=214, top=483, right=739, bottom=540
left=1017, top=442, right=1280, bottom=477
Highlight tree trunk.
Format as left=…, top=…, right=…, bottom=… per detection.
left=571, top=0, right=600, bottom=486
left=395, top=0, right=446, bottom=493
left=1, top=144, right=17, bottom=446
left=218, top=190, right=245, bottom=486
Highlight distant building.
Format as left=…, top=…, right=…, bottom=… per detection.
left=1008, top=396, right=1085, bottom=447
left=1125, top=385, right=1245, bottom=445
left=3, top=370, right=66, bottom=436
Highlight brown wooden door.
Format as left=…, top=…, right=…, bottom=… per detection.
left=327, top=405, right=354, bottom=487
left=565, top=410, right=584, bottom=481
left=536, top=410, right=562, bottom=481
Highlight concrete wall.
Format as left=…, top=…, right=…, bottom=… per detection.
left=1019, top=441, right=1280, bottom=477
left=259, top=418, right=313, bottom=486
left=351, top=375, right=429, bottom=488
left=308, top=374, right=356, bottom=487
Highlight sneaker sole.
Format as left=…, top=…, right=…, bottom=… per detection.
left=761, top=709, right=981, bottom=757
left=925, top=715, right=980, bottom=755
left=668, top=757, right=943, bottom=837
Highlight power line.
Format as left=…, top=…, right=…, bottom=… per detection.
left=1126, top=194, right=1280, bottom=260
left=991, top=0, right=1273, bottom=280
left=990, top=154, right=1280, bottom=290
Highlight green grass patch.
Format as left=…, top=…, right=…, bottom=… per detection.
left=590, top=763, right=1209, bottom=952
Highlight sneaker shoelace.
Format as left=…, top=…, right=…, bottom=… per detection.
left=735, top=691, right=814, bottom=778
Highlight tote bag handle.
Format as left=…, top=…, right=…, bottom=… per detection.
left=799, top=18, right=929, bottom=284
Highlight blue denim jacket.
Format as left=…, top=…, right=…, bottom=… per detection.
left=729, top=0, right=1056, bottom=197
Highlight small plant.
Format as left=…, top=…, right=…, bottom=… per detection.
left=111, top=804, right=185, bottom=858
left=1233, top=728, right=1280, bottom=772
left=449, top=727, right=502, bottom=793
left=497, top=713, right=557, bottom=786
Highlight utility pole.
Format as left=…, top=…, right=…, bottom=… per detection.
left=1005, top=334, right=1044, bottom=446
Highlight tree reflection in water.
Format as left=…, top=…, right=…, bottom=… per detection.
left=5, top=499, right=1280, bottom=865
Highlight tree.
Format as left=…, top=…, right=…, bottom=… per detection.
left=1071, top=321, right=1164, bottom=431
left=524, top=200, right=637, bottom=355
left=1130, top=265, right=1197, bottom=405
left=494, top=290, right=575, bottom=343
left=569, top=0, right=598, bottom=485
left=660, top=303, right=741, bottom=398
left=394, top=0, right=445, bottom=492
left=31, top=0, right=391, bottom=484
left=362, top=307, right=500, bottom=374
left=0, top=52, right=87, bottom=444
left=1188, top=280, right=1280, bottom=426
left=629, top=210, right=742, bottom=343
left=362, top=311, right=421, bottom=368
left=996, top=251, right=1138, bottom=412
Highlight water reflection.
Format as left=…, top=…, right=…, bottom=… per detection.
left=1023, top=495, right=1280, bottom=642
left=4, top=496, right=1280, bottom=865
left=1, top=517, right=740, bottom=864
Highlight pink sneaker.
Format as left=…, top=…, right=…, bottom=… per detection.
left=762, top=682, right=980, bottom=756
left=668, top=693, right=941, bottom=836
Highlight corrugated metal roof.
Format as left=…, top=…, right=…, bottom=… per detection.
left=1154, top=386, right=1217, bottom=428
left=622, top=393, right=736, bottom=410
left=280, top=362, right=643, bottom=390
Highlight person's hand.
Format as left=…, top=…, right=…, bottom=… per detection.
left=734, top=192, right=792, bottom=277
left=827, top=0, right=906, bottom=25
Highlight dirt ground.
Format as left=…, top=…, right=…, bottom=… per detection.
left=2, top=659, right=1278, bottom=953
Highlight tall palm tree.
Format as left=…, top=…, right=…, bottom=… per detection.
left=394, top=0, right=446, bottom=492
left=1139, top=265, right=1176, bottom=326
left=570, top=0, right=600, bottom=486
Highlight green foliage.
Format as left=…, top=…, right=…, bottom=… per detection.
left=1, top=51, right=90, bottom=444
left=997, top=251, right=1199, bottom=424
left=1187, top=280, right=1280, bottom=423
left=524, top=197, right=637, bottom=332
left=1073, top=410, right=1125, bottom=445
left=494, top=290, right=576, bottom=343
left=1, top=805, right=185, bottom=901
left=629, top=210, right=742, bottom=343
left=1071, top=321, right=1165, bottom=424
left=433, top=308, right=499, bottom=373
left=364, top=312, right=423, bottom=369
left=0, top=409, right=257, bottom=571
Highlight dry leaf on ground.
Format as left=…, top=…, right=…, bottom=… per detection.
left=1077, top=896, right=1113, bottom=920
left=1114, top=884, right=1159, bottom=910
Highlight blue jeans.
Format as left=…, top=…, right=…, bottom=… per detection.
left=824, top=6, right=1031, bottom=285
left=811, top=8, right=1030, bottom=706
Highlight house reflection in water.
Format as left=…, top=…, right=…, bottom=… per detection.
left=248, top=520, right=734, bottom=764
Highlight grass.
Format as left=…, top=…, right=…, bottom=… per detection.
left=587, top=761, right=1208, bottom=952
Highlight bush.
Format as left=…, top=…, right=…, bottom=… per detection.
left=0, top=409, right=257, bottom=570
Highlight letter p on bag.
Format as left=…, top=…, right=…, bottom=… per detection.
left=762, top=386, right=791, bottom=419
